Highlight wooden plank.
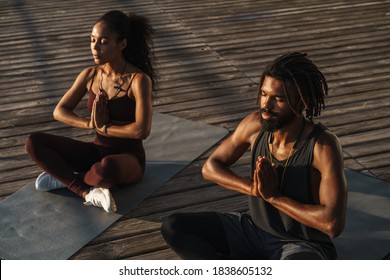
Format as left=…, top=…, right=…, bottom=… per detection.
left=71, top=195, right=248, bottom=259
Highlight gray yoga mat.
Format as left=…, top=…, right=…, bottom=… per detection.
left=333, top=169, right=390, bottom=260
left=0, top=112, right=228, bottom=260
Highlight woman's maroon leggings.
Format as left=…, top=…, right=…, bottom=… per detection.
left=25, top=132, right=144, bottom=195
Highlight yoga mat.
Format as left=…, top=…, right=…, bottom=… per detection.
left=333, top=169, right=390, bottom=260
left=0, top=112, right=228, bottom=260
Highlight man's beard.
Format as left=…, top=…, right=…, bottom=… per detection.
left=260, top=108, right=296, bottom=132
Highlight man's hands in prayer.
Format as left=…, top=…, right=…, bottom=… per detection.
left=253, top=156, right=280, bottom=200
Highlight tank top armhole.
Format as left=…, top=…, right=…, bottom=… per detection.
left=310, top=122, right=328, bottom=140
left=305, top=122, right=328, bottom=167
left=307, top=122, right=328, bottom=203
left=250, top=129, right=266, bottom=178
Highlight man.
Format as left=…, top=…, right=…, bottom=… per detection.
left=161, top=52, right=347, bottom=260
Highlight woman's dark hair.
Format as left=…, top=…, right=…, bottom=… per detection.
left=259, top=52, right=327, bottom=121
left=97, top=10, right=157, bottom=89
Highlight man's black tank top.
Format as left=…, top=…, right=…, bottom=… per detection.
left=249, top=123, right=335, bottom=250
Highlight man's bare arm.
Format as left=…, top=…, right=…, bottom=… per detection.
left=202, top=112, right=261, bottom=196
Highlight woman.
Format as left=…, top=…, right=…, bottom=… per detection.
left=25, top=11, right=157, bottom=213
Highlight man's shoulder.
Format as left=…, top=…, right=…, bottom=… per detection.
left=241, top=111, right=261, bottom=125
left=238, top=112, right=261, bottom=129
left=313, top=124, right=343, bottom=159
left=234, top=111, right=262, bottom=143
left=315, top=124, right=339, bottom=144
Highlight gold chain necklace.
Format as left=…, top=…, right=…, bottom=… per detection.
left=268, top=119, right=306, bottom=191
left=99, top=61, right=127, bottom=99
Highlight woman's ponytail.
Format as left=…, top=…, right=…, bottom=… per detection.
left=124, top=13, right=157, bottom=90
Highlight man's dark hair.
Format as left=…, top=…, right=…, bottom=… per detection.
left=259, top=52, right=328, bottom=121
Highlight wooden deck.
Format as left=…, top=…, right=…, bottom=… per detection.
left=1, top=0, right=389, bottom=259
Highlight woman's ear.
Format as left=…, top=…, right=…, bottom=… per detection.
left=120, top=38, right=127, bottom=51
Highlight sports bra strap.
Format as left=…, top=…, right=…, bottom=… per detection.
left=126, top=72, right=141, bottom=97
left=126, top=72, right=141, bottom=94
left=88, top=66, right=99, bottom=92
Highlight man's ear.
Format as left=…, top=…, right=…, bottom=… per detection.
left=298, top=101, right=306, bottom=116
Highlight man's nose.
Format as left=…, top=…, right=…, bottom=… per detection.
left=262, top=96, right=274, bottom=109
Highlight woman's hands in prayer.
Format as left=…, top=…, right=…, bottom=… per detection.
left=92, top=91, right=110, bottom=135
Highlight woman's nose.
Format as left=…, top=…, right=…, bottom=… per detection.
left=91, top=42, right=99, bottom=51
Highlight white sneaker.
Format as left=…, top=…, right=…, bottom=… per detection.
left=84, top=187, right=117, bottom=213
left=35, top=172, right=66, bottom=191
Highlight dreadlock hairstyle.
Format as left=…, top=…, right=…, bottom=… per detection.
left=97, top=10, right=157, bottom=90
left=258, top=52, right=328, bottom=122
